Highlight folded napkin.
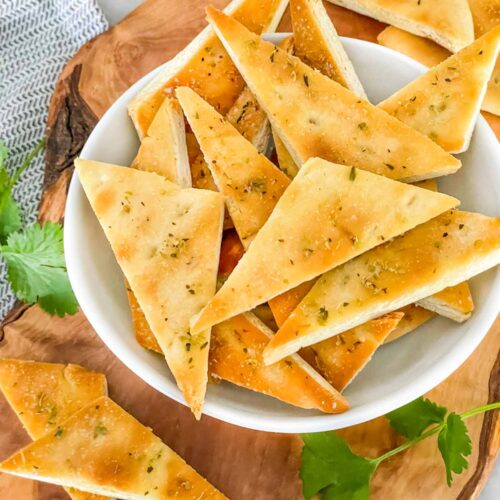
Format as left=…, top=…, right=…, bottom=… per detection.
left=0, top=0, right=108, bottom=318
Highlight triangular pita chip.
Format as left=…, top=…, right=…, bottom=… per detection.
left=190, top=85, right=272, bottom=191
left=384, top=304, right=435, bottom=344
left=131, top=96, right=191, bottom=186
left=191, top=157, right=459, bottom=335
left=0, top=396, right=226, bottom=499
left=265, top=211, right=500, bottom=363
left=469, top=0, right=500, bottom=115
left=0, top=360, right=108, bottom=500
left=379, top=27, right=500, bottom=153
left=326, top=0, right=474, bottom=53
left=291, top=0, right=366, bottom=98
left=76, top=160, right=224, bottom=418
left=300, top=312, right=403, bottom=391
left=207, top=7, right=461, bottom=182
left=269, top=178, right=474, bottom=327
left=128, top=0, right=288, bottom=137
left=210, top=313, right=349, bottom=413
left=377, top=26, right=451, bottom=67
left=177, top=86, right=290, bottom=249
left=416, top=280, right=474, bottom=322
left=0, top=359, right=107, bottom=440
left=273, top=129, right=299, bottom=178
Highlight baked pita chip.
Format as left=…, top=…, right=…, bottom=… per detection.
left=379, top=27, right=500, bottom=153
left=207, top=7, right=461, bottom=182
left=469, top=0, right=500, bottom=115
left=128, top=0, right=288, bottom=137
left=300, top=312, right=403, bottom=391
left=325, top=0, right=474, bottom=53
left=269, top=280, right=315, bottom=327
left=0, top=359, right=107, bottom=440
left=417, top=280, right=474, bottom=322
left=191, top=85, right=272, bottom=191
left=291, top=0, right=366, bottom=98
left=0, top=397, right=226, bottom=499
left=377, top=26, right=451, bottom=67
left=177, top=86, right=290, bottom=249
left=0, top=360, right=108, bottom=500
left=76, top=160, right=224, bottom=418
left=265, top=211, right=500, bottom=363
left=384, top=304, right=435, bottom=344
left=131, top=96, right=191, bottom=187
left=191, top=157, right=459, bottom=335
left=210, top=313, right=349, bottom=413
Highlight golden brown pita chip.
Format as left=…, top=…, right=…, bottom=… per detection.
left=326, top=0, right=474, bottom=52
left=207, top=7, right=461, bottom=182
left=128, top=0, right=288, bottom=137
left=177, top=86, right=290, bottom=249
left=210, top=313, right=349, bottom=413
left=379, top=27, right=500, bottom=153
left=265, top=211, right=500, bottom=364
left=0, top=397, right=226, bottom=499
left=76, top=160, right=224, bottom=418
left=300, top=312, right=403, bottom=391
left=291, top=0, right=366, bottom=97
left=191, top=157, right=458, bottom=335
left=384, top=304, right=435, bottom=344
left=131, top=96, right=191, bottom=187
left=0, top=360, right=108, bottom=500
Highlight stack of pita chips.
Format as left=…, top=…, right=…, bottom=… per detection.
left=0, top=359, right=225, bottom=499
left=77, top=1, right=499, bottom=417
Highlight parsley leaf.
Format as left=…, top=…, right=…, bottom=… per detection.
left=438, top=412, right=472, bottom=486
left=1, top=222, right=78, bottom=316
left=301, top=432, right=376, bottom=500
left=0, top=140, right=21, bottom=243
left=386, top=397, right=447, bottom=438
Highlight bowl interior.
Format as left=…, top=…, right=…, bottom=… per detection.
left=65, top=35, right=500, bottom=433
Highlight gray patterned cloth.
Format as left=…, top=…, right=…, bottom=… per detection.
left=0, top=0, right=108, bottom=318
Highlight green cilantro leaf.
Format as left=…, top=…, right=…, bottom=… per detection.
left=438, top=412, right=472, bottom=486
left=386, top=397, right=447, bottom=439
left=301, top=432, right=376, bottom=500
left=1, top=222, right=78, bottom=316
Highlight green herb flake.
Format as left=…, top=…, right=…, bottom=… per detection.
left=54, top=427, right=64, bottom=438
left=93, top=423, right=108, bottom=438
left=349, top=167, right=356, bottom=181
left=303, top=74, right=309, bottom=87
left=358, top=122, right=367, bottom=131
left=318, top=306, right=329, bottom=323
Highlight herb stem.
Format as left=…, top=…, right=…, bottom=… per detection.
left=10, top=138, right=46, bottom=187
left=460, top=402, right=500, bottom=419
left=372, top=401, right=500, bottom=466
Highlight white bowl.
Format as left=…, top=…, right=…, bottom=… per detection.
left=65, top=35, right=500, bottom=433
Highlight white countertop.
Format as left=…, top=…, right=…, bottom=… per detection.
left=98, top=1, right=498, bottom=497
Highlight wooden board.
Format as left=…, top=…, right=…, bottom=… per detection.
left=0, top=1, right=498, bottom=498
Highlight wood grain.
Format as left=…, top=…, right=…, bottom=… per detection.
left=0, top=1, right=498, bottom=499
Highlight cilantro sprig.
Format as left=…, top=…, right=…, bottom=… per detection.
left=301, top=397, right=500, bottom=499
left=0, top=139, right=78, bottom=317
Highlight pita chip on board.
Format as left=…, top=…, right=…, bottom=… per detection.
left=76, top=159, right=224, bottom=418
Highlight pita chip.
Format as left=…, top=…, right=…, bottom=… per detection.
left=177, top=86, right=290, bottom=249
left=300, top=312, right=403, bottom=391
left=325, top=0, right=474, bottom=53
left=379, top=27, right=500, bottom=153
left=210, top=313, right=349, bottom=413
left=377, top=26, right=451, bottom=67
left=207, top=7, right=461, bottom=182
left=128, top=0, right=288, bottom=137
left=131, top=96, right=191, bottom=187
left=191, top=157, right=459, bottom=335
left=76, top=159, right=224, bottom=418
left=0, top=396, right=226, bottom=499
left=0, top=359, right=108, bottom=500
left=265, top=211, right=500, bottom=363
left=291, top=0, right=366, bottom=98
left=384, top=304, right=435, bottom=344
